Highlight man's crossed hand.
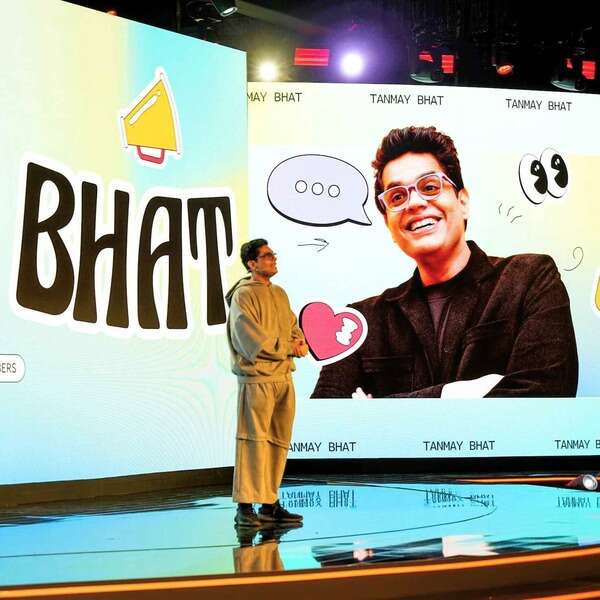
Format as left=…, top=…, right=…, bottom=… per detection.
left=292, top=339, right=309, bottom=358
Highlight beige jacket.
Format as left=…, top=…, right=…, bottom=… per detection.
left=226, top=278, right=305, bottom=383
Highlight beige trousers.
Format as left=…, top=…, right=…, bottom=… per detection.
left=232, top=380, right=295, bottom=504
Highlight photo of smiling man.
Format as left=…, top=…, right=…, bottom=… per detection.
left=311, top=126, right=578, bottom=399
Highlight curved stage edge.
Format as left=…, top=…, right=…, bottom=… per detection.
left=2, top=474, right=600, bottom=599
left=2, top=547, right=600, bottom=599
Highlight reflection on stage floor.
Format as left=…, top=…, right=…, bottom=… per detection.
left=1, top=475, right=600, bottom=587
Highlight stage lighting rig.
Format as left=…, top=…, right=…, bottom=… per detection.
left=340, top=52, right=365, bottom=78
left=410, top=47, right=455, bottom=84
left=551, top=55, right=596, bottom=91
left=257, top=61, right=278, bottom=81
left=212, top=0, right=237, bottom=17
left=186, top=0, right=236, bottom=23
left=409, top=16, right=456, bottom=85
left=566, top=474, right=599, bottom=491
left=492, top=43, right=516, bottom=77
left=551, top=27, right=597, bottom=91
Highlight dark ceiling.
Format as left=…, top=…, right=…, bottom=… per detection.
left=65, top=0, right=600, bottom=91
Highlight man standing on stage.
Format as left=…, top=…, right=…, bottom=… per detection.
left=226, top=239, right=308, bottom=527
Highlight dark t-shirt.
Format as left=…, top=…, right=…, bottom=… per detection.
left=423, top=267, right=470, bottom=359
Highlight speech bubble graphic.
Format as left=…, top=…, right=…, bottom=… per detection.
left=299, top=301, right=368, bottom=365
left=267, top=154, right=371, bottom=226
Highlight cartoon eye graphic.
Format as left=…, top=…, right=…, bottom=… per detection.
left=519, top=154, right=548, bottom=204
left=540, top=147, right=569, bottom=198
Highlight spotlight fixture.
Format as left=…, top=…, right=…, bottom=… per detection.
left=186, top=0, right=236, bottom=22
left=257, top=61, right=278, bottom=81
left=492, top=44, right=515, bottom=77
left=212, top=0, right=237, bottom=17
left=340, top=52, right=365, bottom=78
left=496, top=64, right=513, bottom=76
left=551, top=55, right=589, bottom=91
left=410, top=48, right=455, bottom=84
left=551, top=27, right=596, bottom=92
left=566, top=474, right=598, bottom=491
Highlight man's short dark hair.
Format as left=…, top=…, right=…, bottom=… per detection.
left=372, top=126, right=465, bottom=216
left=240, top=238, right=268, bottom=271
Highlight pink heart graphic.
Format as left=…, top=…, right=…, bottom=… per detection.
left=299, top=301, right=367, bottom=364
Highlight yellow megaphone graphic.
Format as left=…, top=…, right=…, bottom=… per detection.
left=595, top=272, right=600, bottom=313
left=120, top=69, right=181, bottom=166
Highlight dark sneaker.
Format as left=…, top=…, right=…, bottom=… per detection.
left=258, top=501, right=303, bottom=523
left=235, top=505, right=261, bottom=527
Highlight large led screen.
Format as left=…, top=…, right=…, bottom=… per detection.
left=2, top=1, right=599, bottom=487
left=0, top=0, right=246, bottom=484
left=248, top=82, right=600, bottom=460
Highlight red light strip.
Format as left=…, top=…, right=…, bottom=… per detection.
left=294, top=48, right=330, bottom=67
left=441, top=54, right=455, bottom=74
left=582, top=60, right=596, bottom=80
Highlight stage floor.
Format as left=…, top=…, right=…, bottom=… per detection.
left=2, top=474, right=600, bottom=597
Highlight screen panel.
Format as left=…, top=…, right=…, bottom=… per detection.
left=0, top=0, right=247, bottom=484
left=2, top=6, right=598, bottom=486
left=248, top=82, right=600, bottom=460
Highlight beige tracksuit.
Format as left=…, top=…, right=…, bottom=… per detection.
left=226, top=278, right=304, bottom=504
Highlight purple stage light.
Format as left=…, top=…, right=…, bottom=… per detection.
left=340, top=52, right=365, bottom=78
